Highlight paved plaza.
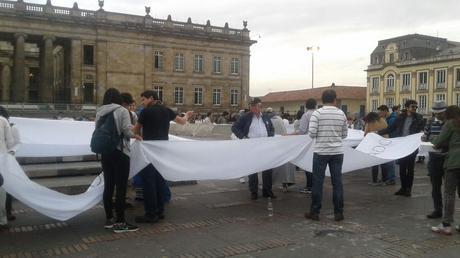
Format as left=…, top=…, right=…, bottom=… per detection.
left=1, top=163, right=460, bottom=257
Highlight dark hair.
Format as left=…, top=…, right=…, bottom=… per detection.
left=0, top=106, right=10, bottom=120
left=445, top=105, right=460, bottom=131
left=141, top=90, right=159, bottom=100
left=296, top=110, right=304, bottom=120
left=364, top=112, right=380, bottom=123
left=404, top=99, right=417, bottom=108
left=207, top=112, right=212, bottom=116
left=321, top=89, right=337, bottom=104
left=305, top=98, right=317, bottom=110
left=392, top=105, right=400, bottom=112
left=120, top=92, right=134, bottom=105
left=102, top=88, right=122, bottom=105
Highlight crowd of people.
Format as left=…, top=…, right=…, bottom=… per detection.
left=1, top=88, right=460, bottom=237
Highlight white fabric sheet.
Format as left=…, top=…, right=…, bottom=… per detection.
left=0, top=118, right=422, bottom=221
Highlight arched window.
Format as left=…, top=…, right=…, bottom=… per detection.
left=386, top=74, right=395, bottom=92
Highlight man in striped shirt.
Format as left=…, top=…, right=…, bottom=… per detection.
left=305, top=89, right=348, bottom=222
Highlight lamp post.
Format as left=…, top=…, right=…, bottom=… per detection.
left=306, top=46, right=320, bottom=88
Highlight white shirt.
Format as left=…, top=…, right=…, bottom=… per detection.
left=247, top=113, right=268, bottom=138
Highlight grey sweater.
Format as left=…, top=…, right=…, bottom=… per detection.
left=95, top=104, right=134, bottom=156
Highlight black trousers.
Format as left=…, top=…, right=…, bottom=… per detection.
left=140, top=164, right=165, bottom=218
left=5, top=193, right=12, bottom=215
left=428, top=152, right=445, bottom=213
left=398, top=150, right=418, bottom=192
left=248, top=169, right=273, bottom=195
left=101, top=150, right=130, bottom=223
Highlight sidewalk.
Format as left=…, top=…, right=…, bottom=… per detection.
left=1, top=162, right=460, bottom=257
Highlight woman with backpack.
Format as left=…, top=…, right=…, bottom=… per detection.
left=95, top=88, right=141, bottom=233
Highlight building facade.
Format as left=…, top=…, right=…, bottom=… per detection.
left=261, top=85, right=366, bottom=117
left=366, top=34, right=460, bottom=115
left=0, top=0, right=255, bottom=113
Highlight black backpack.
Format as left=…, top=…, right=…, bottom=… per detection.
left=90, top=108, right=123, bottom=154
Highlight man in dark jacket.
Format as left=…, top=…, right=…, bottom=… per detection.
left=378, top=99, right=426, bottom=197
left=232, top=97, right=276, bottom=200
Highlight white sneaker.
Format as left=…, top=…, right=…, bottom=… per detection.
left=431, top=223, right=452, bottom=235
left=239, top=177, right=245, bottom=183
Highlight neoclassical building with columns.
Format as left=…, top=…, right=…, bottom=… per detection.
left=0, top=0, right=255, bottom=114
left=366, top=34, right=460, bottom=115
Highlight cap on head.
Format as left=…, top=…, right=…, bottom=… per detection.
left=249, top=97, right=262, bottom=105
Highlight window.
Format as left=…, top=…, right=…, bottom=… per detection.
left=373, top=56, right=379, bottom=64
left=174, top=87, right=184, bottom=105
left=154, top=51, right=164, bottom=70
left=194, top=88, right=203, bottom=105
left=435, top=93, right=446, bottom=102
left=456, top=68, right=460, bottom=87
left=457, top=93, right=460, bottom=107
left=213, top=56, right=221, bottom=74
left=436, top=69, right=446, bottom=89
left=153, top=86, right=163, bottom=102
left=401, top=73, right=411, bottom=91
left=418, top=71, right=427, bottom=90
left=418, top=95, right=427, bottom=114
left=371, top=77, right=379, bottom=93
left=371, top=99, right=379, bottom=111
left=231, top=58, right=240, bottom=74
left=404, top=52, right=409, bottom=60
left=386, top=74, right=394, bottom=92
left=386, top=97, right=394, bottom=108
left=230, top=89, right=239, bottom=106
left=194, top=55, right=204, bottom=72
left=175, top=53, right=184, bottom=71
left=401, top=97, right=410, bottom=107
left=83, top=45, right=94, bottom=65
left=212, top=88, right=221, bottom=105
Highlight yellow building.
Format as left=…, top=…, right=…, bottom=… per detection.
left=261, top=84, right=366, bottom=117
left=366, top=34, right=460, bottom=115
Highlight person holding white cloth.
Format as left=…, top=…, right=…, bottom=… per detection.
left=0, top=106, right=14, bottom=230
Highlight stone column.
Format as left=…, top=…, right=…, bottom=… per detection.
left=39, top=35, right=55, bottom=103
left=241, top=54, right=250, bottom=108
left=70, top=39, right=82, bottom=104
left=96, top=41, right=107, bottom=105
left=12, top=33, right=27, bottom=102
left=1, top=65, right=12, bottom=102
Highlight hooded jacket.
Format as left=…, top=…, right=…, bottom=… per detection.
left=95, top=104, right=134, bottom=156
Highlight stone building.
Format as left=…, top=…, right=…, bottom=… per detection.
left=261, top=84, right=366, bottom=117
left=0, top=0, right=255, bottom=114
left=366, top=34, right=460, bottom=114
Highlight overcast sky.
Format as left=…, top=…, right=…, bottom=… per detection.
left=28, top=0, right=460, bottom=96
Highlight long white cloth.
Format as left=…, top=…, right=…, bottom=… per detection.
left=0, top=117, right=422, bottom=221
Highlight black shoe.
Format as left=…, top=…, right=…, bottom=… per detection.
left=403, top=189, right=412, bottom=197
left=394, top=188, right=405, bottom=195
left=334, top=213, right=344, bottom=222
left=251, top=192, right=258, bottom=200
left=113, top=222, right=139, bottom=233
left=427, top=211, right=442, bottom=219
left=262, top=192, right=277, bottom=199
left=7, top=214, right=16, bottom=221
left=135, top=215, right=159, bottom=223
left=104, top=218, right=115, bottom=229
left=158, top=214, right=165, bottom=220
left=304, top=212, right=319, bottom=221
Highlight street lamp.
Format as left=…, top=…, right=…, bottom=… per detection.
left=306, top=46, right=320, bottom=88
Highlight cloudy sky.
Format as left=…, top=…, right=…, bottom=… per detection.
left=28, top=0, right=460, bottom=96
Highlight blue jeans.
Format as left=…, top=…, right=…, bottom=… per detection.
left=310, top=153, right=344, bottom=215
left=140, top=164, right=166, bottom=217
left=381, top=161, right=396, bottom=182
